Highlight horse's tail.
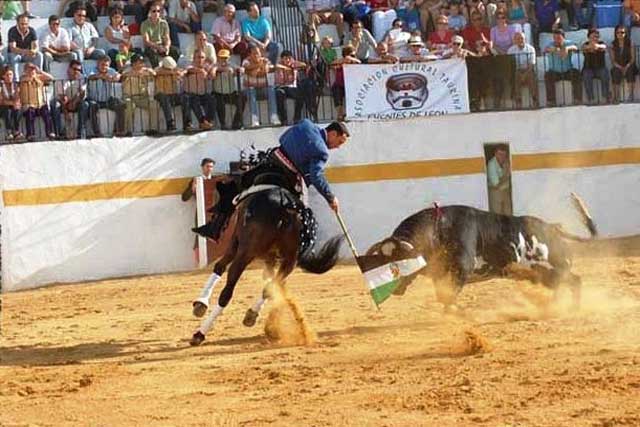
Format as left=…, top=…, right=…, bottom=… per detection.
left=298, top=235, right=344, bottom=274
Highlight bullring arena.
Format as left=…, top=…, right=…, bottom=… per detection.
left=2, top=1, right=640, bottom=417
left=2, top=242, right=640, bottom=426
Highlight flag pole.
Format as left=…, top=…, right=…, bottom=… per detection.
left=335, top=211, right=359, bottom=258
left=335, top=211, right=380, bottom=310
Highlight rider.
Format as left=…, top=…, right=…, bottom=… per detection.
left=193, top=119, right=350, bottom=241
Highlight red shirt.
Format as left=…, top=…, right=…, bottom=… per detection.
left=368, top=0, right=389, bottom=9
left=461, top=25, right=491, bottom=53
left=428, top=30, right=453, bottom=48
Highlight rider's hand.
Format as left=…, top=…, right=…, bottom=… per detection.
left=329, top=197, right=339, bottom=212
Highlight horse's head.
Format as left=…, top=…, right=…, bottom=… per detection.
left=365, top=236, right=419, bottom=261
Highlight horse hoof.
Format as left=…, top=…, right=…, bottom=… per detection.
left=190, top=331, right=205, bottom=346
left=192, top=301, right=208, bottom=318
left=243, top=309, right=259, bottom=327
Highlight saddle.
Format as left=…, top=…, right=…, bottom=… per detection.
left=193, top=149, right=317, bottom=255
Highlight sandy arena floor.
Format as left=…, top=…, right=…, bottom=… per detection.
left=1, top=255, right=640, bottom=427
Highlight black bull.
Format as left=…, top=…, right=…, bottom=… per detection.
left=365, top=203, right=597, bottom=308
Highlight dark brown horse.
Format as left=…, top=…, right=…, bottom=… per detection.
left=189, top=182, right=343, bottom=346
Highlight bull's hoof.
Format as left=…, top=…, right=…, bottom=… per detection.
left=190, top=331, right=205, bottom=346
left=192, top=301, right=208, bottom=318
left=243, top=309, right=259, bottom=327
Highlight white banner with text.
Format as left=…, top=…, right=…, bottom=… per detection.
left=344, top=59, right=469, bottom=120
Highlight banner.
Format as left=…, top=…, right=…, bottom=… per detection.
left=344, top=59, right=469, bottom=120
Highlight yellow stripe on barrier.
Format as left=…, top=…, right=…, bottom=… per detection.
left=3, top=178, right=191, bottom=207
left=3, top=147, right=640, bottom=207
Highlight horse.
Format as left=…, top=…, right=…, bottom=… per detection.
left=189, top=181, right=343, bottom=346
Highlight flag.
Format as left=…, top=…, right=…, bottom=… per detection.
left=356, top=254, right=427, bottom=306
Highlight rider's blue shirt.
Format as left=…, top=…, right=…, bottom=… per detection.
left=279, top=119, right=334, bottom=202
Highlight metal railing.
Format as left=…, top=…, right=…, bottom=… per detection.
left=1, top=48, right=639, bottom=144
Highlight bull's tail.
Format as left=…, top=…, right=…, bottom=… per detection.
left=554, top=193, right=598, bottom=242
left=298, top=235, right=344, bottom=274
left=570, top=192, right=597, bottom=237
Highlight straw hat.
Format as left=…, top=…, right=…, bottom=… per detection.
left=160, top=56, right=177, bottom=69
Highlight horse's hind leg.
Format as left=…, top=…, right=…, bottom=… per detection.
left=192, top=239, right=239, bottom=318
left=191, top=250, right=254, bottom=346
left=243, top=257, right=276, bottom=327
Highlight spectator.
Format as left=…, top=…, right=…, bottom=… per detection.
left=130, top=0, right=154, bottom=25
left=369, top=41, right=400, bottom=63
left=211, top=49, right=245, bottom=129
left=1, top=1, right=24, bottom=20
left=401, top=34, right=431, bottom=61
left=507, top=0, right=528, bottom=25
left=7, top=13, right=44, bottom=74
left=19, top=63, right=55, bottom=141
left=242, top=45, right=279, bottom=127
left=184, top=49, right=216, bottom=130
left=274, top=50, right=314, bottom=125
left=487, top=144, right=512, bottom=215
left=428, top=15, right=453, bottom=52
left=344, top=19, right=376, bottom=62
left=0, top=67, right=23, bottom=141
left=393, top=0, right=421, bottom=32
left=370, top=0, right=397, bottom=42
left=114, top=41, right=134, bottom=71
left=141, top=1, right=180, bottom=67
left=182, top=157, right=217, bottom=201
left=319, top=35, right=337, bottom=64
left=104, top=6, right=132, bottom=66
left=0, top=25, right=4, bottom=66
left=461, top=10, right=490, bottom=53
left=186, top=31, right=217, bottom=68
left=441, top=34, right=475, bottom=58
left=122, top=54, right=159, bottom=135
left=51, top=59, right=97, bottom=139
left=581, top=28, right=610, bottom=105
left=144, top=0, right=169, bottom=19
left=622, top=0, right=640, bottom=28
left=68, top=5, right=105, bottom=62
left=41, top=15, right=76, bottom=72
left=544, top=29, right=582, bottom=107
left=331, top=45, right=360, bottom=121
left=507, top=31, right=537, bottom=108
left=211, top=4, right=248, bottom=58
left=342, top=0, right=372, bottom=28
left=153, top=56, right=187, bottom=132
left=609, top=25, right=637, bottom=103
left=534, top=0, right=560, bottom=33
left=201, top=0, right=226, bottom=14
left=167, top=0, right=201, bottom=48
left=384, top=18, right=411, bottom=57
left=490, top=11, right=517, bottom=54
left=415, top=0, right=442, bottom=37
left=448, top=2, right=468, bottom=32
left=307, top=0, right=345, bottom=44
left=242, top=2, right=281, bottom=65
left=87, top=56, right=126, bottom=136
left=59, top=0, right=99, bottom=22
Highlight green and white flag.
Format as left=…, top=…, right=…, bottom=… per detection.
left=358, top=256, right=427, bottom=306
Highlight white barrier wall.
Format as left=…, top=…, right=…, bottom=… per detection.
left=2, top=105, right=640, bottom=291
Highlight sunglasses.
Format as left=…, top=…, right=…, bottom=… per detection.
left=151, top=9, right=161, bottom=13
left=617, top=31, right=626, bottom=34
left=76, top=13, right=86, bottom=17
left=453, top=42, right=462, bottom=46
left=72, top=67, right=83, bottom=72
left=51, top=22, right=60, bottom=25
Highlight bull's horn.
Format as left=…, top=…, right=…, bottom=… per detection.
left=399, top=240, right=415, bottom=251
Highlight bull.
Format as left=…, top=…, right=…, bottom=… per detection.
left=365, top=194, right=597, bottom=310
